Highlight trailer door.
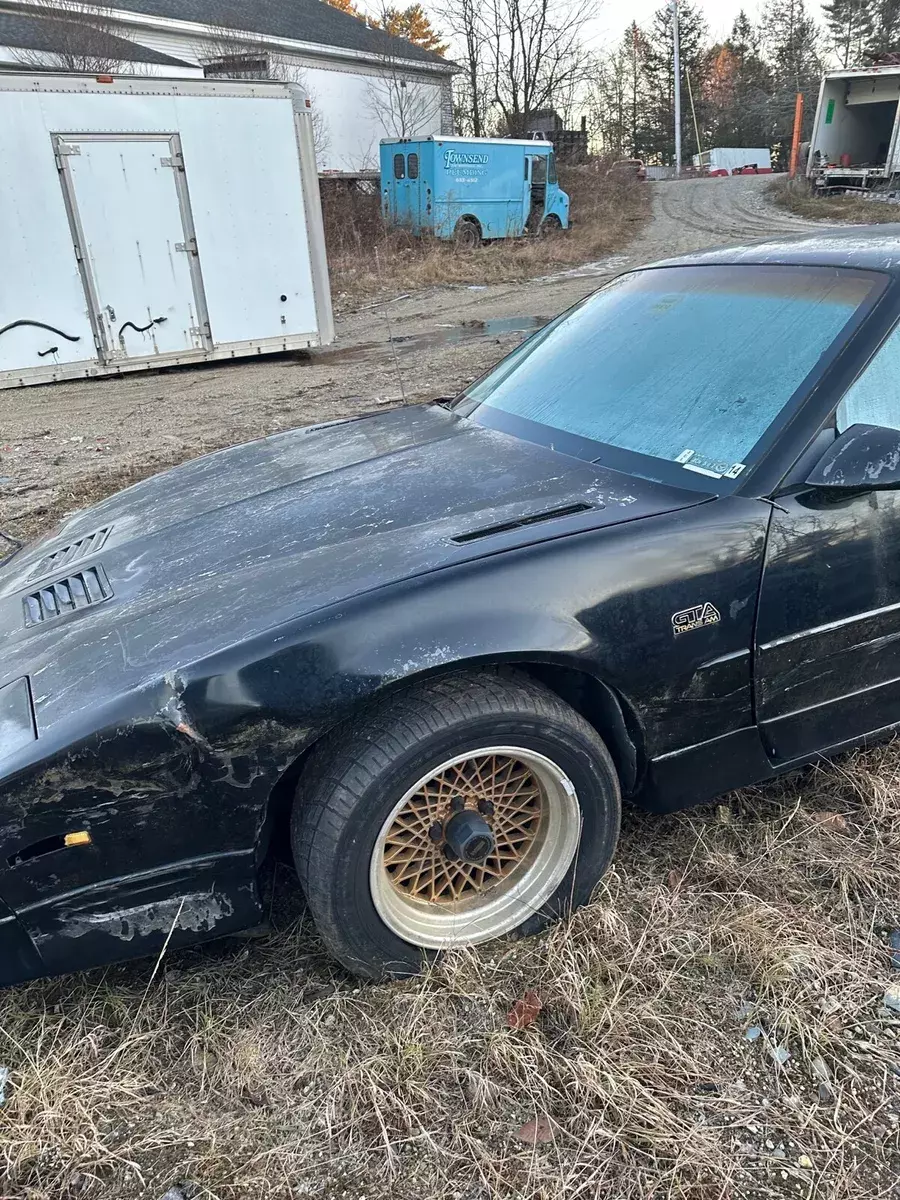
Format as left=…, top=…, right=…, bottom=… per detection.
left=56, top=134, right=210, bottom=361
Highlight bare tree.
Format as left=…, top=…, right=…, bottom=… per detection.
left=12, top=0, right=134, bottom=73
left=364, top=63, right=443, bottom=138
left=438, top=0, right=492, bottom=134
left=361, top=3, right=444, bottom=138
left=202, top=22, right=331, bottom=162
left=440, top=0, right=591, bottom=137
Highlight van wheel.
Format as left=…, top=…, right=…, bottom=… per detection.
left=291, top=670, right=621, bottom=979
left=453, top=218, right=481, bottom=250
left=539, top=214, right=563, bottom=237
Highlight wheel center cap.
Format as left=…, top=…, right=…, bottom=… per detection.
left=443, top=809, right=494, bottom=863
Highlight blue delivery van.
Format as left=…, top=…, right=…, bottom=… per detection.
left=380, top=137, right=569, bottom=247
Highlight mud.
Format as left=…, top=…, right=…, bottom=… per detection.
left=0, top=175, right=829, bottom=542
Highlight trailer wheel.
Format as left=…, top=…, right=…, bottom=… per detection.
left=453, top=218, right=482, bottom=250
left=291, top=669, right=621, bottom=979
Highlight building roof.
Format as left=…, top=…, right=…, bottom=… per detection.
left=0, top=8, right=192, bottom=65
left=98, top=0, right=453, bottom=67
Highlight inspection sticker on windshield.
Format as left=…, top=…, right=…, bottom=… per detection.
left=676, top=449, right=746, bottom=479
left=672, top=602, right=721, bottom=636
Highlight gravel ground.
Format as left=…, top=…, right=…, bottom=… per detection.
left=0, top=174, right=826, bottom=542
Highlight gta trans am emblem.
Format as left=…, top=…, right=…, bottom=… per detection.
left=671, top=602, right=721, bottom=636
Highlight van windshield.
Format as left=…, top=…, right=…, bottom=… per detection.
left=456, top=264, right=881, bottom=491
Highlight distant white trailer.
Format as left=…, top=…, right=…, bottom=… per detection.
left=0, top=73, right=334, bottom=389
left=808, top=66, right=900, bottom=192
left=693, top=147, right=773, bottom=175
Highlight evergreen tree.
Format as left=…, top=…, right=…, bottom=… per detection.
left=704, top=12, right=773, bottom=147
left=764, top=0, right=821, bottom=90
left=762, top=0, right=822, bottom=155
left=589, top=23, right=652, bottom=157
left=642, top=0, right=709, bottom=164
left=866, top=0, right=900, bottom=59
left=822, top=0, right=876, bottom=66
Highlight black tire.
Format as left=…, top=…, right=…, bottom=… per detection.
left=292, top=669, right=621, bottom=979
left=453, top=217, right=482, bottom=250
left=539, top=214, right=563, bottom=237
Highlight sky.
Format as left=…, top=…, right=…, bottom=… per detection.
left=587, top=0, right=761, bottom=47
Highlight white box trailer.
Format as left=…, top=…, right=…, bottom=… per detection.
left=692, top=147, right=773, bottom=175
left=808, top=66, right=900, bottom=191
left=0, top=73, right=333, bottom=389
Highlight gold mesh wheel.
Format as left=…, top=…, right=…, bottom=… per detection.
left=370, top=746, right=581, bottom=949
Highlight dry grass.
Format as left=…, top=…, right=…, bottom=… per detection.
left=768, top=175, right=900, bottom=225
left=3, top=744, right=900, bottom=1199
left=322, top=165, right=650, bottom=305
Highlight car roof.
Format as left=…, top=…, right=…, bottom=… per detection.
left=652, top=225, right=900, bottom=274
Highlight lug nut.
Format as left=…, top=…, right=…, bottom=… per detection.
left=478, top=799, right=494, bottom=816
left=428, top=821, right=443, bottom=843
left=450, top=795, right=465, bottom=813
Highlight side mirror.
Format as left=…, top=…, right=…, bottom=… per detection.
left=805, top=423, right=900, bottom=491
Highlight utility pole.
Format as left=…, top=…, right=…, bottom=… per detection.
left=672, top=0, right=682, bottom=176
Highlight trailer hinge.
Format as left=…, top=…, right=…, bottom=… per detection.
left=55, top=144, right=81, bottom=168
left=161, top=152, right=185, bottom=169
left=174, top=237, right=198, bottom=255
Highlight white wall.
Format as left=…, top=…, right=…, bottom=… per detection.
left=99, top=23, right=447, bottom=171
left=301, top=63, right=443, bottom=170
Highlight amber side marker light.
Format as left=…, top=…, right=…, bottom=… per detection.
left=9, top=829, right=93, bottom=866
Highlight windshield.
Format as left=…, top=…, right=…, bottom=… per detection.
left=456, top=264, right=881, bottom=491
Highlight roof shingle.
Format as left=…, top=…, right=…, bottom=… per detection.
left=0, top=8, right=193, bottom=65
left=101, top=0, right=453, bottom=67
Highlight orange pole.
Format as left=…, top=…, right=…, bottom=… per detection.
left=789, top=92, right=804, bottom=178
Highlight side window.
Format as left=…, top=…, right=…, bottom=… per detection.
left=393, top=153, right=405, bottom=180
left=837, top=324, right=900, bottom=432
left=407, top=152, right=419, bottom=179
left=548, top=152, right=558, bottom=184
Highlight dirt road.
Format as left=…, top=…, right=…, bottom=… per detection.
left=0, top=175, right=825, bottom=541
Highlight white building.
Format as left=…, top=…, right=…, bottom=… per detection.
left=0, top=0, right=456, bottom=170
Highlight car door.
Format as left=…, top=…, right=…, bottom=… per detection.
left=755, top=319, right=900, bottom=764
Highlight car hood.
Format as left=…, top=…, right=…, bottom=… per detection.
left=0, top=404, right=707, bottom=735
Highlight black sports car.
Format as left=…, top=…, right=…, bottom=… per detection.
left=4, top=228, right=900, bottom=985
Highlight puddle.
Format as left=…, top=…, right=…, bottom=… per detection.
left=390, top=316, right=547, bottom=346
left=308, top=315, right=548, bottom=366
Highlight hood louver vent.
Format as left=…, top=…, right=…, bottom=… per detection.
left=451, top=503, right=594, bottom=545
left=23, top=565, right=113, bottom=627
left=28, top=527, right=111, bottom=582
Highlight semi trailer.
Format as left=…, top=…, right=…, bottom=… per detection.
left=808, top=66, right=900, bottom=192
